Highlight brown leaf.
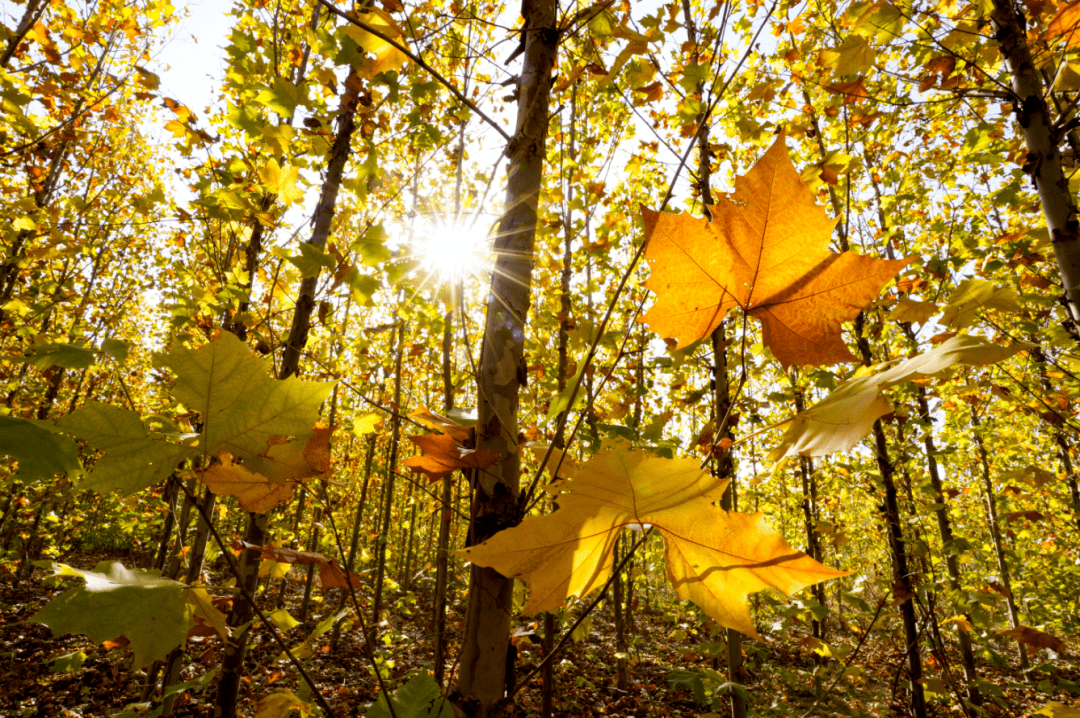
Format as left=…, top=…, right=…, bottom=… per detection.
left=998, top=626, right=1068, bottom=654
left=633, top=81, right=664, bottom=103
left=202, top=456, right=298, bottom=513
left=403, top=433, right=499, bottom=481
left=303, top=427, right=333, bottom=473
left=1005, top=510, right=1045, bottom=523
left=245, top=543, right=362, bottom=591
left=638, top=134, right=911, bottom=368
left=826, top=77, right=869, bottom=105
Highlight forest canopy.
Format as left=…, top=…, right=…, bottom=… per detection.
left=0, top=0, right=1079, bottom=717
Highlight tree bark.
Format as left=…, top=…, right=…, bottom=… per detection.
left=458, top=1, right=557, bottom=713
left=968, top=404, right=1030, bottom=670
left=992, top=0, right=1080, bottom=336
left=855, top=316, right=927, bottom=718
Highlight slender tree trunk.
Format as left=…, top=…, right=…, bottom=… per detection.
left=299, top=508, right=322, bottom=622
left=214, top=18, right=354, bottom=713
left=612, top=535, right=629, bottom=692
left=372, top=320, right=404, bottom=632
left=457, top=2, right=557, bottom=713
left=681, top=4, right=747, bottom=703
left=855, top=317, right=927, bottom=718
left=542, top=85, right=578, bottom=718
left=912, top=382, right=979, bottom=695
left=0, top=0, right=47, bottom=68
left=434, top=310, right=455, bottom=685
left=968, top=405, right=1030, bottom=670
left=153, top=476, right=180, bottom=571
left=992, top=0, right=1080, bottom=337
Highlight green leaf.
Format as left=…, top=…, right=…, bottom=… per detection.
left=101, top=339, right=130, bottom=363
left=48, top=650, right=87, bottom=673
left=55, top=402, right=193, bottom=496
left=31, top=561, right=196, bottom=668
left=0, top=416, right=83, bottom=483
left=366, top=672, right=453, bottom=718
left=161, top=334, right=333, bottom=463
left=287, top=242, right=336, bottom=279
left=20, top=342, right=98, bottom=370
left=256, top=77, right=305, bottom=117
left=352, top=224, right=391, bottom=266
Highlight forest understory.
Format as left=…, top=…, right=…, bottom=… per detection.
left=1, top=548, right=1076, bottom=718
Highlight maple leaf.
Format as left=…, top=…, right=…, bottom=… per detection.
left=245, top=543, right=362, bottom=591
left=769, top=335, right=1026, bottom=462
left=997, top=626, right=1068, bottom=654
left=639, top=134, right=911, bottom=367
left=459, top=440, right=847, bottom=637
left=202, top=455, right=299, bottom=513
left=403, top=407, right=497, bottom=481
left=0, top=415, right=83, bottom=484
left=340, top=8, right=409, bottom=79
left=29, top=561, right=227, bottom=668
left=939, top=278, right=1021, bottom=329
left=1035, top=702, right=1080, bottom=718
left=53, top=402, right=194, bottom=496
left=887, top=297, right=939, bottom=324
left=404, top=433, right=499, bottom=481
left=160, top=333, right=333, bottom=464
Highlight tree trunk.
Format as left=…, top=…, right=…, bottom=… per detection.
left=912, top=381, right=979, bottom=695
left=372, top=319, right=404, bottom=631
left=434, top=310, right=455, bottom=685
left=992, top=0, right=1080, bottom=336
left=855, top=316, right=927, bottom=718
left=968, top=404, right=1030, bottom=670
left=458, top=2, right=557, bottom=713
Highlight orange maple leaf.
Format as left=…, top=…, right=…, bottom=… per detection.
left=404, top=433, right=499, bottom=481
left=639, top=134, right=911, bottom=368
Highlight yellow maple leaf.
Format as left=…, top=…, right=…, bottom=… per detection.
left=769, top=335, right=1025, bottom=462
left=341, top=9, right=409, bottom=79
left=258, top=159, right=304, bottom=206
left=639, top=134, right=911, bottom=368
left=201, top=455, right=298, bottom=513
left=459, top=439, right=848, bottom=637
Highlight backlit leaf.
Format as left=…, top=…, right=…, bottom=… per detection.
left=769, top=335, right=1025, bottom=462
left=31, top=561, right=197, bottom=668
left=54, top=402, right=193, bottom=495
left=0, top=416, right=83, bottom=484
left=460, top=440, right=848, bottom=638
left=639, top=134, right=910, bottom=367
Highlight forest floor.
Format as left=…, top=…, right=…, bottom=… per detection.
left=1, top=550, right=1078, bottom=718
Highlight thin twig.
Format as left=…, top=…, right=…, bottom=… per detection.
left=176, top=481, right=338, bottom=718
left=798, top=593, right=890, bottom=718
left=317, top=0, right=510, bottom=142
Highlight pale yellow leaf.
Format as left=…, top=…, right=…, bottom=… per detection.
left=769, top=335, right=1025, bottom=462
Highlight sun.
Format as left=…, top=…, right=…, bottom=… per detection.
left=411, top=217, right=490, bottom=286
